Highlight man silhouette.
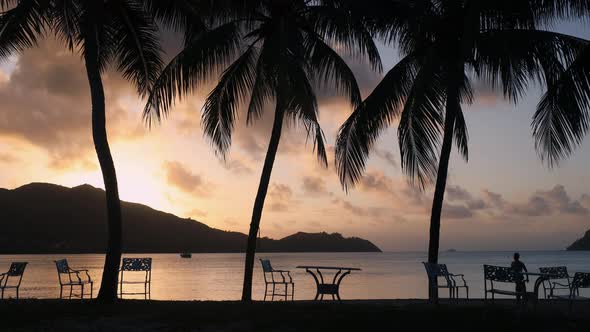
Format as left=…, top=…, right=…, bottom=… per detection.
left=511, top=252, right=528, bottom=302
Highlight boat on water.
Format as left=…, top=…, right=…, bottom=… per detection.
left=180, top=252, right=192, bottom=258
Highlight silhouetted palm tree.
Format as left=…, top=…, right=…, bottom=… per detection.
left=144, top=0, right=380, bottom=302
left=335, top=0, right=589, bottom=302
left=0, top=0, right=185, bottom=302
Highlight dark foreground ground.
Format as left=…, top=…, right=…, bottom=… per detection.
left=1, top=299, right=589, bottom=331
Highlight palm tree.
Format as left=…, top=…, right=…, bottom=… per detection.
left=144, top=0, right=381, bottom=302
left=0, top=0, right=180, bottom=302
left=335, top=0, right=589, bottom=302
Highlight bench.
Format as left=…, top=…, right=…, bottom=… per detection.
left=483, top=265, right=526, bottom=302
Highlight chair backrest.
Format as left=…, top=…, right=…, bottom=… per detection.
left=121, top=258, right=152, bottom=271
left=539, top=266, right=569, bottom=279
left=55, top=259, right=70, bottom=274
left=484, top=265, right=521, bottom=283
left=260, top=259, right=273, bottom=273
left=8, top=262, right=27, bottom=276
left=571, top=272, right=590, bottom=289
left=423, top=262, right=452, bottom=286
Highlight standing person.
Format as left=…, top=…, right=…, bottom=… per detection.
left=511, top=252, right=529, bottom=302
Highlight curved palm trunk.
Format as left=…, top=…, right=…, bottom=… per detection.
left=84, top=35, right=123, bottom=303
left=241, top=103, right=285, bottom=302
left=427, top=78, right=460, bottom=303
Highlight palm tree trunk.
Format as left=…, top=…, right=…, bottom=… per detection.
left=84, top=33, right=123, bottom=303
left=241, top=102, right=285, bottom=302
left=427, top=78, right=460, bottom=303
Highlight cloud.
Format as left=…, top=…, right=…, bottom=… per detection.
left=374, top=149, right=398, bottom=169
left=222, top=158, right=253, bottom=175
left=267, top=183, right=294, bottom=212
left=164, top=161, right=212, bottom=196
left=301, top=176, right=328, bottom=195
left=446, top=185, right=473, bottom=201
left=0, top=38, right=143, bottom=170
left=358, top=170, right=394, bottom=195
left=443, top=203, right=474, bottom=219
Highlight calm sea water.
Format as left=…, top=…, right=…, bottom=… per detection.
left=1, top=251, right=589, bottom=300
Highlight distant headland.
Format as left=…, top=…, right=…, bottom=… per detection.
left=567, top=229, right=590, bottom=250
left=0, top=183, right=381, bottom=254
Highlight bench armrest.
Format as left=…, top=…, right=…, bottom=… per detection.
left=551, top=282, right=570, bottom=288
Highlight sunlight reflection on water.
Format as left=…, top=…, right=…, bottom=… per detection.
left=1, top=251, right=589, bottom=300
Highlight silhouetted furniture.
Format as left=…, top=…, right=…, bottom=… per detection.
left=539, top=266, right=572, bottom=299
left=550, top=272, right=590, bottom=311
left=119, top=258, right=152, bottom=299
left=260, top=259, right=294, bottom=301
left=484, top=265, right=527, bottom=302
left=423, top=262, right=469, bottom=300
left=296, top=265, right=361, bottom=301
left=0, top=262, right=27, bottom=299
left=54, top=259, right=93, bottom=299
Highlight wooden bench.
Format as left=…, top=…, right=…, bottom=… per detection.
left=484, top=264, right=526, bottom=302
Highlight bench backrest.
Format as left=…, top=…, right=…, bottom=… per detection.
left=539, top=266, right=569, bottom=279
left=121, top=258, right=152, bottom=271
left=484, top=265, right=521, bottom=283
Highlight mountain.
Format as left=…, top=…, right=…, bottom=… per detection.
left=0, top=183, right=381, bottom=253
left=567, top=230, right=590, bottom=250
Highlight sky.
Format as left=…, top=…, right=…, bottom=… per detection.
left=0, top=20, right=589, bottom=252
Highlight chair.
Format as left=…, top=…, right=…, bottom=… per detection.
left=0, top=262, right=27, bottom=299
left=119, top=258, right=152, bottom=299
left=483, top=264, right=526, bottom=302
left=550, top=272, right=590, bottom=311
left=539, top=266, right=572, bottom=299
left=54, top=259, right=93, bottom=299
left=260, top=259, right=294, bottom=301
left=423, top=262, right=469, bottom=300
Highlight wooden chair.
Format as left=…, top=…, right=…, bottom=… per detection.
left=483, top=264, right=526, bottom=302
left=54, top=259, right=93, bottom=299
left=551, top=272, right=590, bottom=311
left=423, top=262, right=469, bottom=300
left=0, top=262, right=27, bottom=299
left=539, top=266, right=572, bottom=299
left=260, top=259, right=294, bottom=301
left=119, top=258, right=152, bottom=299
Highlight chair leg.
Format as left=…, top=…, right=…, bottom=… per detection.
left=16, top=287, right=19, bottom=300
left=81, top=284, right=85, bottom=300
left=271, top=284, right=276, bottom=301
left=263, top=283, right=268, bottom=302
left=59, top=285, right=63, bottom=300
left=1, top=288, right=4, bottom=300
left=90, top=282, right=93, bottom=299
left=466, top=287, right=469, bottom=300
left=284, top=284, right=288, bottom=301
left=291, top=283, right=295, bottom=301
left=69, top=285, right=73, bottom=300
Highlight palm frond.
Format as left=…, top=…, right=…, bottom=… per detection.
left=306, top=4, right=382, bottom=72
left=108, top=0, right=163, bottom=96
left=202, top=43, right=259, bottom=157
left=50, top=0, right=80, bottom=51
left=335, top=53, right=419, bottom=190
left=143, top=22, right=242, bottom=124
left=0, top=0, right=49, bottom=59
left=304, top=31, right=362, bottom=108
left=398, top=59, right=446, bottom=189
left=474, top=29, right=587, bottom=103
left=533, top=45, right=590, bottom=167
left=282, top=55, right=327, bottom=166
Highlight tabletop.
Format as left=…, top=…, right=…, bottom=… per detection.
left=296, top=266, right=362, bottom=271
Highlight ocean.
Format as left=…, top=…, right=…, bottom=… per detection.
left=1, top=251, right=589, bottom=300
